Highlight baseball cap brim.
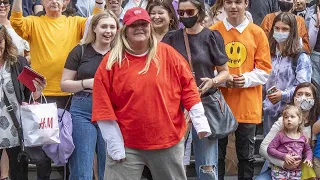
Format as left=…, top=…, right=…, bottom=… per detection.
left=124, top=17, right=151, bottom=26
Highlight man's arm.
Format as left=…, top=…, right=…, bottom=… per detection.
left=11, top=0, right=23, bottom=12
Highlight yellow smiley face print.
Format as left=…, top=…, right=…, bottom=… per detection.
left=225, top=41, right=247, bottom=68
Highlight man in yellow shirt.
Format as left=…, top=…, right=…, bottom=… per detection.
left=10, top=0, right=104, bottom=179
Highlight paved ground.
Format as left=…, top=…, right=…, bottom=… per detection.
left=27, top=171, right=242, bottom=180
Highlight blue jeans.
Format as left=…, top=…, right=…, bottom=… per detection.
left=68, top=92, right=106, bottom=180
left=192, top=125, right=218, bottom=180
left=255, top=169, right=272, bottom=180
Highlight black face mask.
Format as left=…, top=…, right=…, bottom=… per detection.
left=278, top=1, right=294, bottom=12
left=179, top=15, right=198, bottom=28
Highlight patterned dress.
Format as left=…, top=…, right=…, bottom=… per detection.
left=0, top=61, right=21, bottom=149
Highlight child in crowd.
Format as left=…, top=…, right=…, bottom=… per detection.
left=267, top=105, right=313, bottom=179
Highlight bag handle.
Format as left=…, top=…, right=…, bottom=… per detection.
left=59, top=95, right=72, bottom=123
left=3, top=90, right=29, bottom=162
left=183, top=28, right=194, bottom=74
left=28, top=93, right=47, bottom=104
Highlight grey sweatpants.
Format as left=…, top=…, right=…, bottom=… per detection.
left=104, top=139, right=187, bottom=180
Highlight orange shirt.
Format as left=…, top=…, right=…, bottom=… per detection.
left=92, top=43, right=200, bottom=150
left=210, top=22, right=272, bottom=124
left=260, top=12, right=311, bottom=54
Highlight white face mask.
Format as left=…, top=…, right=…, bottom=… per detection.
left=273, top=31, right=289, bottom=44
left=294, top=96, right=315, bottom=111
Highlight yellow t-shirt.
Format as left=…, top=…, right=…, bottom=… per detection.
left=210, top=21, right=272, bottom=124
left=10, top=12, right=88, bottom=96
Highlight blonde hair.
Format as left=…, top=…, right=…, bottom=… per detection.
left=282, top=105, right=304, bottom=133
left=81, top=10, right=120, bottom=45
left=106, top=24, right=160, bottom=74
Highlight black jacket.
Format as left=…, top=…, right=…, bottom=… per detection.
left=10, top=56, right=31, bottom=104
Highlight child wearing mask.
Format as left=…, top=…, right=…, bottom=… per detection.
left=261, top=0, right=311, bottom=53
left=267, top=105, right=313, bottom=179
left=263, top=12, right=312, bottom=135
left=258, top=82, right=319, bottom=180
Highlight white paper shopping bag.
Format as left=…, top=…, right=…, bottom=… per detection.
left=21, top=102, right=60, bottom=147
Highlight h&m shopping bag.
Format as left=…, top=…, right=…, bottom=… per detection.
left=20, top=98, right=60, bottom=147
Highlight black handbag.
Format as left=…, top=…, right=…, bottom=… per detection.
left=3, top=91, right=49, bottom=164
left=183, top=29, right=238, bottom=140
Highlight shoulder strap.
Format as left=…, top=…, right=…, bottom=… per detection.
left=291, top=50, right=306, bottom=76
left=81, top=44, right=84, bottom=59
left=3, top=91, right=25, bottom=151
left=183, top=29, right=194, bottom=74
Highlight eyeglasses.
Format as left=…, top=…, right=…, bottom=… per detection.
left=0, top=0, right=9, bottom=6
left=177, top=9, right=197, bottom=17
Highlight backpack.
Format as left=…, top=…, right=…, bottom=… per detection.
left=292, top=51, right=320, bottom=99
left=42, top=108, right=74, bottom=166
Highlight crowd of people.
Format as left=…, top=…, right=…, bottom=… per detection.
left=0, top=0, right=318, bottom=180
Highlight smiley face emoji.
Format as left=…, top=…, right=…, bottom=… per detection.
left=225, top=41, right=247, bottom=68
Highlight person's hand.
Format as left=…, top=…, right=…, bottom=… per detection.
left=304, top=159, right=313, bottom=167
left=33, top=78, right=46, bottom=92
left=226, top=74, right=235, bottom=88
left=197, top=132, right=208, bottom=139
left=233, top=74, right=245, bottom=88
left=198, top=77, right=218, bottom=95
left=285, top=154, right=296, bottom=165
left=267, top=89, right=282, bottom=104
left=283, top=155, right=301, bottom=170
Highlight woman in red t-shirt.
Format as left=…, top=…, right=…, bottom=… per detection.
left=92, top=7, right=211, bottom=180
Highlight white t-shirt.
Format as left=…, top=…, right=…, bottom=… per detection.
left=76, top=0, right=95, bottom=17
left=119, top=0, right=148, bottom=20
left=6, top=27, right=29, bottom=56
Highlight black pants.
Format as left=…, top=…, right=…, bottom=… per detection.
left=36, top=95, right=71, bottom=180
left=218, top=123, right=256, bottom=180
left=0, top=147, right=28, bottom=180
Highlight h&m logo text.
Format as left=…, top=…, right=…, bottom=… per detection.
left=39, top=117, right=53, bottom=129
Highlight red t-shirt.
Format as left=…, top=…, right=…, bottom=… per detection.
left=92, top=42, right=200, bottom=150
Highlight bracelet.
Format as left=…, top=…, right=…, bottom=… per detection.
left=81, top=80, right=86, bottom=89
left=95, top=1, right=103, bottom=4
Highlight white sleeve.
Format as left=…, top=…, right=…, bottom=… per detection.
left=308, top=14, right=319, bottom=50
left=259, top=118, right=285, bottom=168
left=80, top=15, right=93, bottom=44
left=189, top=102, right=212, bottom=137
left=242, top=68, right=269, bottom=88
left=97, top=120, right=126, bottom=160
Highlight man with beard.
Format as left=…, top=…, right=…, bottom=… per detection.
left=9, top=0, right=104, bottom=179
left=261, top=0, right=311, bottom=53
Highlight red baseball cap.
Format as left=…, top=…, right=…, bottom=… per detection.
left=123, top=7, right=151, bottom=26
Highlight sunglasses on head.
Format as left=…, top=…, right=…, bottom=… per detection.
left=177, top=9, right=197, bottom=17
left=0, top=0, right=9, bottom=6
